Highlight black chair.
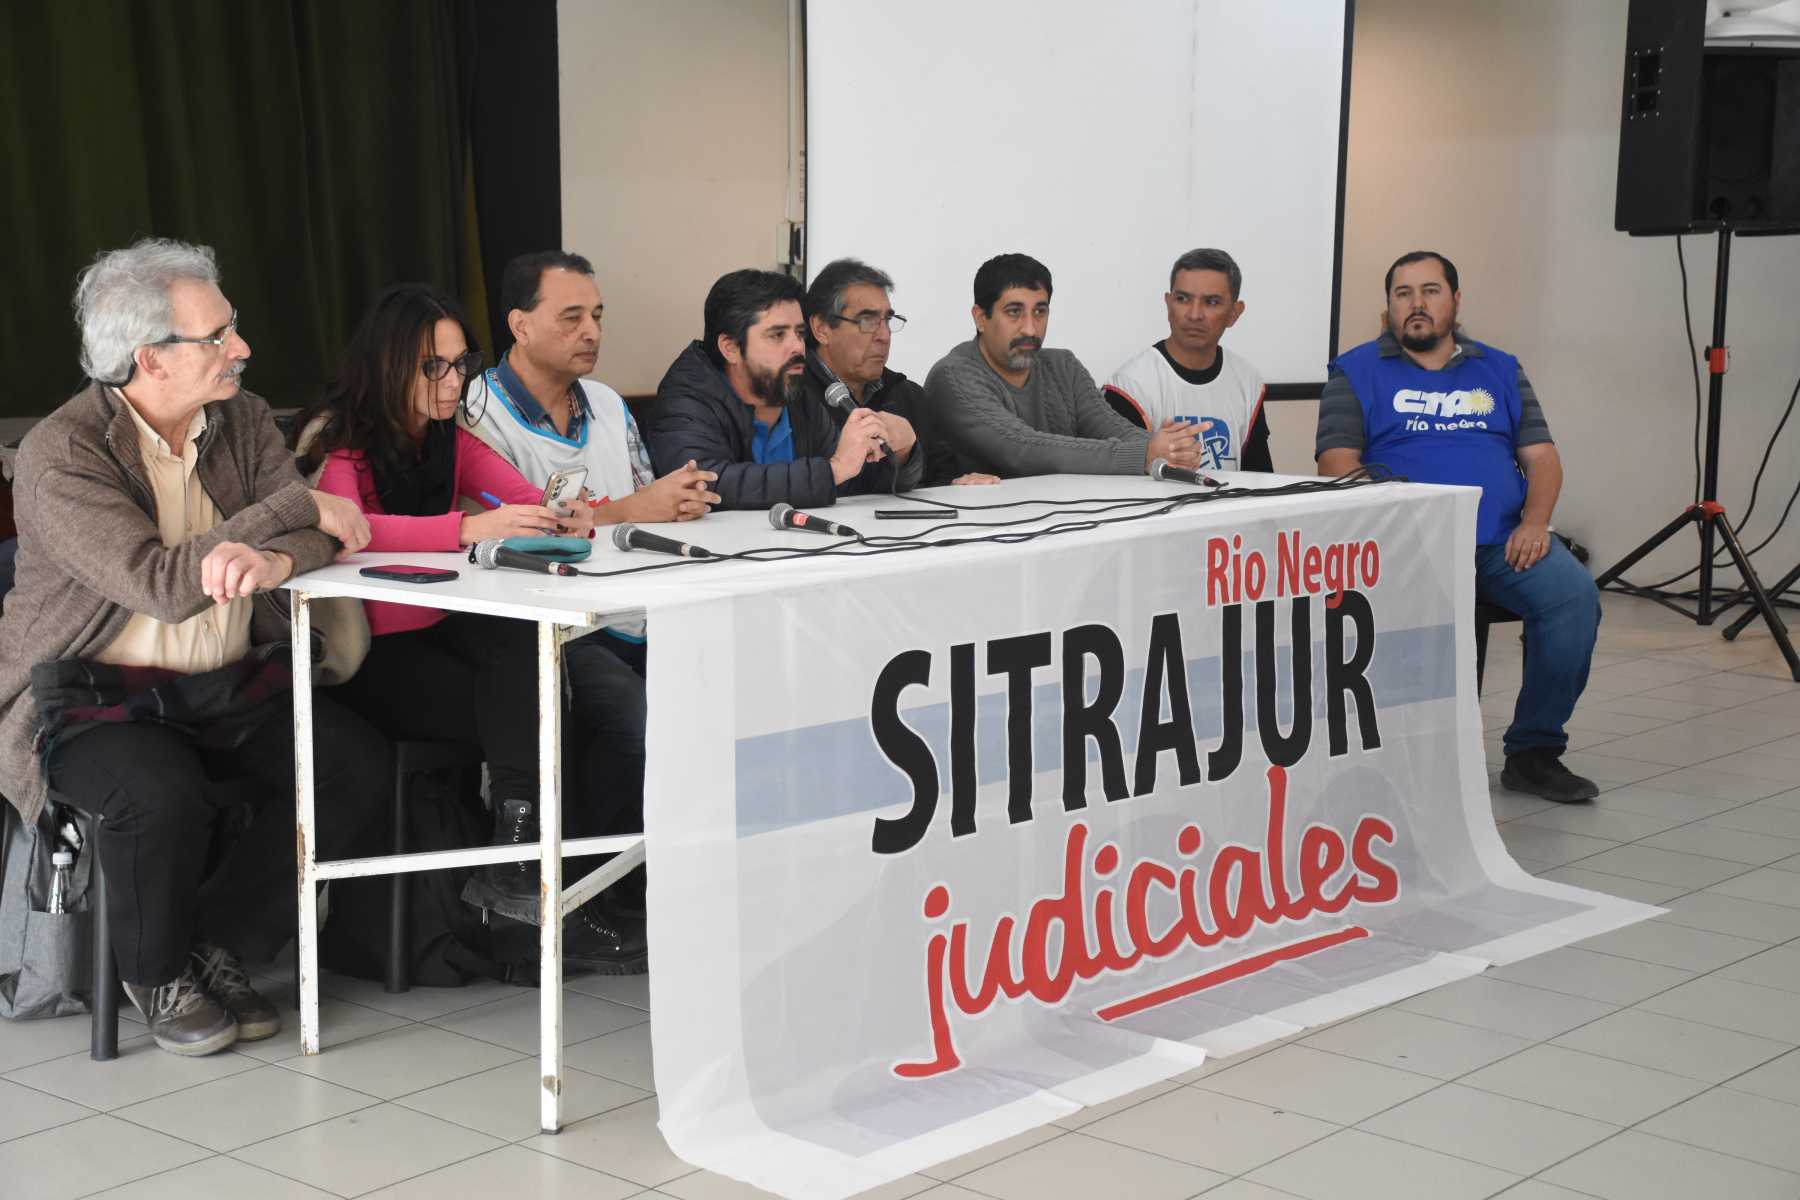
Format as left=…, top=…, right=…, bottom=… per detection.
left=90, top=847, right=118, bottom=1060
left=86, top=739, right=482, bottom=1059
left=385, top=740, right=484, bottom=994
left=1474, top=601, right=1525, bottom=694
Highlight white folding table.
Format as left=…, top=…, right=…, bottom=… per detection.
left=285, top=561, right=649, bottom=1134
left=283, top=473, right=1287, bottom=1133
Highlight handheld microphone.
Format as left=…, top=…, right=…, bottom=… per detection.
left=471, top=539, right=578, bottom=576
left=610, top=522, right=715, bottom=559
left=1149, top=458, right=1224, bottom=488
left=769, top=501, right=860, bottom=538
left=825, top=380, right=892, bottom=458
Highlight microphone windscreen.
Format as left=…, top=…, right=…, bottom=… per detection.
left=472, top=539, right=503, bottom=568
left=611, top=523, right=635, bottom=552
left=1149, top=457, right=1170, bottom=481
left=769, top=502, right=794, bottom=529
left=824, top=381, right=853, bottom=411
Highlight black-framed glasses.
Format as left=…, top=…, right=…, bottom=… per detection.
left=421, top=350, right=484, bottom=381
left=154, top=309, right=238, bottom=348
left=827, top=311, right=907, bottom=335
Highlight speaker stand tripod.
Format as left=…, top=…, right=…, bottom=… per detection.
left=1592, top=228, right=1800, bottom=681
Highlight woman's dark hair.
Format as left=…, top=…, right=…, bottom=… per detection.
left=294, top=284, right=479, bottom=477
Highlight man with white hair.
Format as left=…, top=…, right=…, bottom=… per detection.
left=0, top=238, right=390, bottom=1055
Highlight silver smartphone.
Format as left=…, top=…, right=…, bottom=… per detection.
left=540, top=466, right=590, bottom=511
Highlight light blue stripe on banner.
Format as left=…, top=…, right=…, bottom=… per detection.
left=730, top=622, right=1459, bottom=839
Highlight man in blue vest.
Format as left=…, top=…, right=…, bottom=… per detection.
left=1316, top=251, right=1600, bottom=804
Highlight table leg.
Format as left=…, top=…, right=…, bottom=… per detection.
left=292, top=592, right=322, bottom=1056
left=538, top=619, right=565, bottom=1133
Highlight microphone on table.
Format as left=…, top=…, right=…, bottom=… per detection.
left=611, top=522, right=715, bottom=559
left=472, top=538, right=579, bottom=577
left=770, top=501, right=860, bottom=539
left=825, top=380, right=893, bottom=458
left=1149, top=457, right=1224, bottom=488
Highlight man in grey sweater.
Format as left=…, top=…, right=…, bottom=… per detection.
left=920, top=253, right=1202, bottom=478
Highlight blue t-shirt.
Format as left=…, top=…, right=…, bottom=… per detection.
left=1329, top=336, right=1529, bottom=544
left=751, top=410, right=795, bottom=465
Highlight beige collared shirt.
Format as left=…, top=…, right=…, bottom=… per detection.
left=93, top=397, right=252, bottom=673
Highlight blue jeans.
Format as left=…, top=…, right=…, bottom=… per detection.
left=1474, top=538, right=1601, bottom=757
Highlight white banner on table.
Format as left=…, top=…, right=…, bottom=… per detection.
left=643, top=485, right=1656, bottom=1200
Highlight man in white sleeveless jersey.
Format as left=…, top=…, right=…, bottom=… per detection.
left=1104, top=248, right=1272, bottom=473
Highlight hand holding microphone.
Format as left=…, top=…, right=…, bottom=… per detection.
left=1146, top=418, right=1201, bottom=470
left=830, top=408, right=888, bottom=483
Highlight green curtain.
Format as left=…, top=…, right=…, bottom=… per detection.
left=0, top=0, right=483, bottom=416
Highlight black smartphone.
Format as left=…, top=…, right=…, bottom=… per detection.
left=874, top=508, right=958, bottom=520
left=358, top=564, right=460, bottom=584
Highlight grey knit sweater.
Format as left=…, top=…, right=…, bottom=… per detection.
left=919, top=338, right=1151, bottom=477
left=0, top=383, right=333, bottom=823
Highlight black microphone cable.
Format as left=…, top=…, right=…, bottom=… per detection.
left=564, top=467, right=1397, bottom=580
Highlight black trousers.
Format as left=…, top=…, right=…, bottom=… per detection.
left=334, top=612, right=539, bottom=801
left=46, top=693, right=390, bottom=988
left=566, top=631, right=647, bottom=839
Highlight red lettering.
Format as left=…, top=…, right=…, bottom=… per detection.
left=893, top=888, right=961, bottom=1078
left=894, top=774, right=1406, bottom=1079
left=1349, top=817, right=1400, bottom=902
left=1206, top=538, right=1231, bottom=606
left=1277, top=529, right=1300, bottom=597
left=948, top=916, right=1027, bottom=1014
left=1126, top=859, right=1188, bottom=957
left=1244, top=552, right=1266, bottom=601
left=1299, top=825, right=1353, bottom=914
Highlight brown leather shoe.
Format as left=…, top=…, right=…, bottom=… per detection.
left=192, top=944, right=282, bottom=1042
left=123, top=967, right=238, bottom=1056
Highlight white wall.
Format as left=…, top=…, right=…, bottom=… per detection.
left=558, top=0, right=792, bottom=396
left=806, top=0, right=1346, bottom=387
left=1341, top=0, right=1800, bottom=597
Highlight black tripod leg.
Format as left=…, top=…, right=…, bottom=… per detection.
left=1595, top=509, right=1697, bottom=589
left=1712, top=518, right=1800, bottom=679
left=1724, top=559, right=1800, bottom=641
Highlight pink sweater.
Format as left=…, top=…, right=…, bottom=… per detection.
left=317, top=428, right=540, bottom=635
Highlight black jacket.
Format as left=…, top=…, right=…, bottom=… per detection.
left=644, top=342, right=922, bottom=509
left=795, top=358, right=940, bottom=489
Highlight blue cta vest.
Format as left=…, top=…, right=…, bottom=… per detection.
left=1331, top=337, right=1528, bottom=545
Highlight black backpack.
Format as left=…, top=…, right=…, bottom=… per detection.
left=319, top=767, right=538, bottom=987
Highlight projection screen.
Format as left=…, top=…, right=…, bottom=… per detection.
left=805, top=0, right=1351, bottom=390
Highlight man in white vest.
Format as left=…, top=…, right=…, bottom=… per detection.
left=462, top=250, right=717, bottom=923
left=1104, top=248, right=1272, bottom=473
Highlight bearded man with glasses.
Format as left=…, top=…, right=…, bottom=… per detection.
left=0, top=238, right=390, bottom=1055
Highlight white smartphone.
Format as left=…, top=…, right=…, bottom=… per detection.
left=540, top=466, right=589, bottom=511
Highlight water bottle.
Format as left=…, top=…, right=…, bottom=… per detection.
left=47, top=849, right=73, bottom=916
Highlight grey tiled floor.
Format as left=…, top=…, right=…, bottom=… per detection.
left=7, top=594, right=1800, bottom=1198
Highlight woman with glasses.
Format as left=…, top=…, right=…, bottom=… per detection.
left=293, top=285, right=646, bottom=975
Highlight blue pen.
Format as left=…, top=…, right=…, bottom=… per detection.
left=478, top=491, right=504, bottom=509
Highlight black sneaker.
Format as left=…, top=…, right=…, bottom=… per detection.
left=564, top=900, right=647, bottom=975
left=122, top=967, right=238, bottom=1057
left=1501, top=748, right=1600, bottom=804
left=460, top=798, right=541, bottom=924
left=192, top=943, right=281, bottom=1041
